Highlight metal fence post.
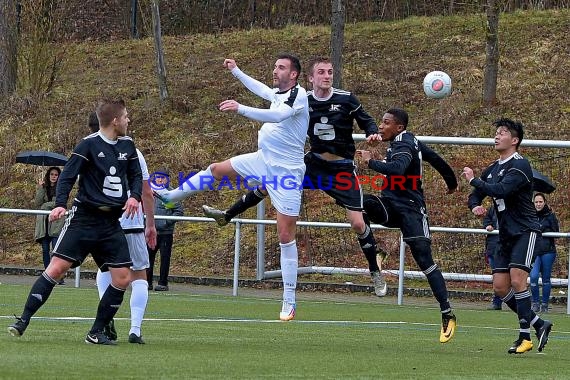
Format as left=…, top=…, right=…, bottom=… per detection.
left=397, top=233, right=405, bottom=305
left=256, top=200, right=265, bottom=280
left=567, top=239, right=569, bottom=315
left=232, top=220, right=242, bottom=296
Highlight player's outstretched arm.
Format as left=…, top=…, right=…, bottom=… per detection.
left=419, top=141, right=458, bottom=192
left=224, top=58, right=275, bottom=101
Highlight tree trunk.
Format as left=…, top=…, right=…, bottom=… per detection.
left=482, top=0, right=500, bottom=107
left=151, top=0, right=168, bottom=102
left=330, top=0, right=345, bottom=88
left=0, top=0, right=18, bottom=98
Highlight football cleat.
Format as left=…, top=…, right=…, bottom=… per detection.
left=85, top=331, right=117, bottom=345
left=370, top=271, right=387, bottom=297
left=508, top=338, right=533, bottom=354
left=103, top=318, right=117, bottom=341
left=7, top=316, right=28, bottom=337
left=202, top=205, right=229, bottom=226
left=128, top=333, right=146, bottom=344
left=439, top=312, right=457, bottom=343
left=536, top=320, right=553, bottom=352
left=279, top=301, right=296, bottom=321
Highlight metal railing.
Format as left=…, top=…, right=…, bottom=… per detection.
left=1, top=208, right=569, bottom=314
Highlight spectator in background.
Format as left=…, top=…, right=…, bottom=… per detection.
left=147, top=169, right=184, bottom=291
left=33, top=166, right=65, bottom=284
left=530, top=192, right=559, bottom=313
left=483, top=207, right=502, bottom=310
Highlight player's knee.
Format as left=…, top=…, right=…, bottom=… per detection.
left=110, top=268, right=131, bottom=289
left=208, top=163, right=222, bottom=179
left=350, top=218, right=367, bottom=234
left=407, top=239, right=435, bottom=271
left=362, top=194, right=388, bottom=224
left=509, top=276, right=527, bottom=291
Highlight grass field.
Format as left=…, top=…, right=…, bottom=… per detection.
left=0, top=279, right=569, bottom=379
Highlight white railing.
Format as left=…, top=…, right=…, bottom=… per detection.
left=1, top=208, right=569, bottom=314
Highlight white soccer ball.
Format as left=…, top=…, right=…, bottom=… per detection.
left=423, top=71, right=452, bottom=99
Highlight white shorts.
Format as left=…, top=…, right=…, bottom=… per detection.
left=125, top=232, right=150, bottom=271
left=230, top=150, right=304, bottom=217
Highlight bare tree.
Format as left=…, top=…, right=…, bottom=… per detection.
left=330, top=0, right=345, bottom=88
left=483, top=0, right=500, bottom=106
left=151, top=0, right=168, bottom=101
left=0, top=0, right=18, bottom=97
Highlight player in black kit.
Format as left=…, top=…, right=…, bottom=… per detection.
left=202, top=57, right=388, bottom=295
left=356, top=108, right=457, bottom=343
left=463, top=118, right=552, bottom=354
left=8, top=99, right=142, bottom=345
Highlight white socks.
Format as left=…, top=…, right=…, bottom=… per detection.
left=166, top=166, right=214, bottom=202
left=280, top=240, right=298, bottom=304
left=96, top=269, right=112, bottom=299
left=129, top=279, right=149, bottom=337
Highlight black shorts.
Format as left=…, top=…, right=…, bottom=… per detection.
left=363, top=194, right=430, bottom=241
left=52, top=203, right=132, bottom=270
left=303, top=152, right=363, bottom=211
left=493, top=232, right=538, bottom=273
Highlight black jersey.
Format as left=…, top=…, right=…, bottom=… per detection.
left=367, top=131, right=457, bottom=206
left=468, top=152, right=540, bottom=238
left=55, top=132, right=142, bottom=213
left=307, top=88, right=377, bottom=159
left=368, top=131, right=426, bottom=206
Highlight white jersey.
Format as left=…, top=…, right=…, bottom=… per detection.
left=119, top=149, right=149, bottom=230
left=232, top=67, right=309, bottom=166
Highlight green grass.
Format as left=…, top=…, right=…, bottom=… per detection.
left=1, top=282, right=569, bottom=379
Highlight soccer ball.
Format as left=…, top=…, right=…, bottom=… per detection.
left=423, top=71, right=452, bottom=99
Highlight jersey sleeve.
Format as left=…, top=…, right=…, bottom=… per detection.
left=419, top=141, right=458, bottom=190
left=467, top=166, right=492, bottom=210
left=349, top=94, right=378, bottom=136
left=470, top=159, right=532, bottom=199
left=231, top=67, right=275, bottom=101
left=368, top=140, right=413, bottom=175
left=55, top=139, right=90, bottom=208
left=238, top=86, right=306, bottom=123
left=136, top=149, right=150, bottom=181
left=127, top=144, right=143, bottom=201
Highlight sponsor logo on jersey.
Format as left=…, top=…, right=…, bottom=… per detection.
left=118, top=153, right=128, bottom=160
left=98, top=152, right=105, bottom=158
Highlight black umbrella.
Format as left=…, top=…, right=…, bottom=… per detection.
left=532, top=168, right=556, bottom=194
left=15, top=150, right=68, bottom=167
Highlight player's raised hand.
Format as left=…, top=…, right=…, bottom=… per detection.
left=219, top=99, right=239, bottom=113
left=471, top=205, right=487, bottom=217
left=462, top=167, right=475, bottom=182
left=223, top=59, right=237, bottom=70
left=366, top=133, right=382, bottom=145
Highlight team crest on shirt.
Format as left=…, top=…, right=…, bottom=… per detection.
left=117, top=153, right=127, bottom=160
left=498, top=169, right=505, bottom=177
left=329, top=104, right=340, bottom=112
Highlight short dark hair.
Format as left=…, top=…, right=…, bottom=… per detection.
left=386, top=108, right=409, bottom=129
left=277, top=53, right=301, bottom=81
left=494, top=117, right=524, bottom=148
left=95, top=98, right=126, bottom=128
left=306, top=56, right=331, bottom=76
left=88, top=112, right=99, bottom=133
